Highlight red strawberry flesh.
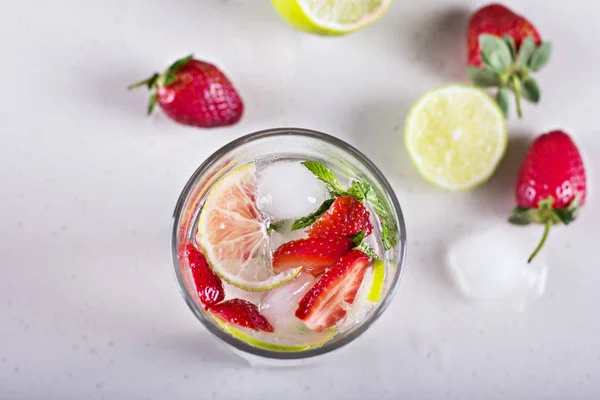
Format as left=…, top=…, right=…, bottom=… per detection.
left=308, top=196, right=373, bottom=239
left=185, top=244, right=225, bottom=308
left=273, top=237, right=354, bottom=276
left=209, top=299, right=274, bottom=332
left=516, top=131, right=586, bottom=209
left=296, top=250, right=371, bottom=332
left=467, top=3, right=542, bottom=68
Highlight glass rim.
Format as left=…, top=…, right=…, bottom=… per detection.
left=170, top=127, right=407, bottom=360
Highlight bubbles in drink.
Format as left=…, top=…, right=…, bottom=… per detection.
left=446, top=224, right=547, bottom=310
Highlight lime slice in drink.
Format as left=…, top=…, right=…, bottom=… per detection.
left=404, top=85, right=507, bottom=191
left=271, top=0, right=392, bottom=36
left=367, top=258, right=385, bottom=302
left=212, top=316, right=336, bottom=352
left=197, top=163, right=301, bottom=291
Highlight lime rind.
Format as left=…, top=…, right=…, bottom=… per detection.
left=271, top=0, right=392, bottom=36
left=214, top=266, right=302, bottom=293
left=198, top=163, right=301, bottom=292
left=404, top=84, right=507, bottom=191
left=211, top=315, right=336, bottom=352
left=367, top=258, right=385, bottom=302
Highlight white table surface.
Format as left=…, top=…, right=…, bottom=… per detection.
left=2, top=0, right=599, bottom=399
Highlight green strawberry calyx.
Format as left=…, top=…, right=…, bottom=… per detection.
left=508, top=195, right=581, bottom=263
left=127, top=54, right=194, bottom=115
left=468, top=35, right=552, bottom=118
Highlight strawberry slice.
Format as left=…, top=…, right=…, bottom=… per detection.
left=272, top=237, right=354, bottom=276
left=296, top=250, right=370, bottom=332
left=308, top=196, right=373, bottom=239
left=209, top=299, right=274, bottom=332
left=184, top=244, right=225, bottom=308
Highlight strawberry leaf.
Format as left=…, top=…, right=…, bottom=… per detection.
left=503, top=35, right=517, bottom=61
left=508, top=206, right=534, bottom=225
left=522, top=77, right=540, bottom=103
left=168, top=54, right=194, bottom=73
left=529, top=42, right=552, bottom=72
left=302, top=161, right=345, bottom=195
left=479, top=34, right=512, bottom=72
left=496, top=88, right=510, bottom=117
left=553, top=209, right=577, bottom=225
left=467, top=67, right=500, bottom=88
left=517, top=36, right=536, bottom=66
left=291, top=198, right=334, bottom=231
left=147, top=92, right=158, bottom=115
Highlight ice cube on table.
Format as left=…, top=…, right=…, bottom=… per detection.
left=446, top=224, right=547, bottom=306
left=257, top=161, right=327, bottom=221
left=259, top=272, right=315, bottom=330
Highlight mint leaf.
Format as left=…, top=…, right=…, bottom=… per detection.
left=300, top=161, right=399, bottom=250
left=356, top=241, right=377, bottom=259
left=467, top=66, right=500, bottom=88
left=291, top=198, right=334, bottom=231
left=528, top=42, right=552, bottom=72
left=301, top=161, right=345, bottom=195
left=517, top=36, right=536, bottom=66
left=352, top=231, right=366, bottom=246
left=346, top=181, right=372, bottom=200
left=359, top=183, right=398, bottom=251
left=267, top=221, right=284, bottom=235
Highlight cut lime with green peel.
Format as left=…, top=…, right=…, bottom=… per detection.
left=405, top=85, right=507, bottom=191
left=367, top=258, right=385, bottom=302
left=197, top=163, right=301, bottom=292
left=271, top=0, right=392, bottom=36
left=212, top=316, right=336, bottom=352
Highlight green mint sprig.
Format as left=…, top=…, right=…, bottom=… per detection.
left=292, top=161, right=399, bottom=251
left=352, top=231, right=377, bottom=258
left=290, top=198, right=334, bottom=231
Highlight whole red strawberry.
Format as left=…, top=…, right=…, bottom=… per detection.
left=467, top=4, right=552, bottom=118
left=129, top=55, right=243, bottom=128
left=184, top=244, right=225, bottom=308
left=308, top=196, right=373, bottom=239
left=509, top=131, right=587, bottom=262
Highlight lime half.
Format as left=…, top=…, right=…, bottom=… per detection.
left=404, top=85, right=507, bottom=191
left=271, top=0, right=392, bottom=36
left=197, top=163, right=301, bottom=291
left=212, top=316, right=336, bottom=352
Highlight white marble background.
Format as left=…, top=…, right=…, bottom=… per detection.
left=1, top=0, right=599, bottom=399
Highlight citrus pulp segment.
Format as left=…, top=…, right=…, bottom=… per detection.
left=197, top=163, right=301, bottom=291
left=404, top=85, right=507, bottom=190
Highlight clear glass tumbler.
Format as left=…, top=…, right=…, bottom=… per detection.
left=170, top=128, right=407, bottom=366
